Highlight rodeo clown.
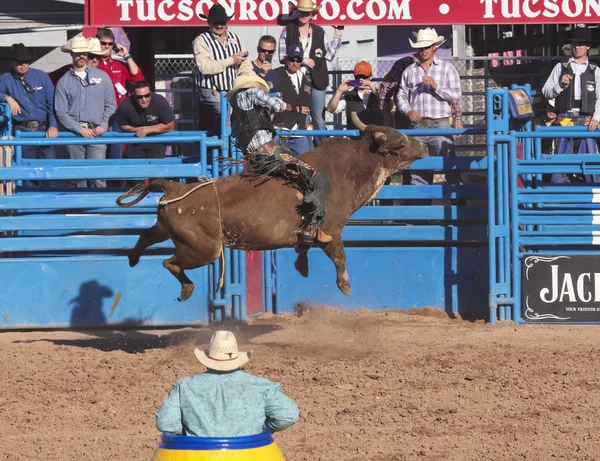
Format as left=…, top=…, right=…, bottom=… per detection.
left=155, top=330, right=299, bottom=437
left=225, top=73, right=332, bottom=246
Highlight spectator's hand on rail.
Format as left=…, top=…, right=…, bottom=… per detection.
left=94, top=126, right=106, bottom=136
left=422, top=76, right=438, bottom=90
left=407, top=110, right=422, bottom=123
left=6, top=96, right=21, bottom=116
left=455, top=121, right=463, bottom=139
left=303, top=58, right=315, bottom=69
left=80, top=127, right=96, bottom=138
left=588, top=119, right=599, bottom=132
left=232, top=52, right=247, bottom=66
left=560, top=74, right=573, bottom=88
left=135, top=127, right=150, bottom=137
left=46, top=127, right=58, bottom=138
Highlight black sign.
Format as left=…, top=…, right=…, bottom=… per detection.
left=522, top=255, right=600, bottom=322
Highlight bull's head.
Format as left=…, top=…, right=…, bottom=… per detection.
left=351, top=112, right=427, bottom=165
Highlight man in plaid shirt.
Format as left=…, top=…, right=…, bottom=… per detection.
left=226, top=74, right=332, bottom=245
left=397, top=28, right=463, bottom=187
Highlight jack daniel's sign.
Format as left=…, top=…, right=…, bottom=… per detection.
left=522, top=255, right=600, bottom=322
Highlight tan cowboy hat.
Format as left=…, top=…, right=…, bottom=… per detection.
left=60, top=36, right=94, bottom=54
left=289, top=0, right=322, bottom=13
left=409, top=28, right=446, bottom=49
left=194, top=331, right=251, bottom=372
left=225, top=74, right=270, bottom=99
left=87, top=38, right=111, bottom=57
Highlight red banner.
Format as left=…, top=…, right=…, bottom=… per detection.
left=88, top=0, right=600, bottom=27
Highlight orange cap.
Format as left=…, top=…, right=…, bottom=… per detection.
left=353, top=61, right=372, bottom=77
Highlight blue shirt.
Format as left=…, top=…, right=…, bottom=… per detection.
left=54, top=66, right=116, bottom=134
left=156, top=370, right=299, bottom=437
left=0, top=68, right=57, bottom=128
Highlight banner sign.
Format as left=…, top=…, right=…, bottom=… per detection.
left=87, top=0, right=600, bottom=27
left=522, top=255, right=600, bottom=322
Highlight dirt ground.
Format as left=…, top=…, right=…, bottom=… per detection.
left=2, top=307, right=600, bottom=461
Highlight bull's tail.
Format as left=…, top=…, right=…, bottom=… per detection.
left=116, top=180, right=170, bottom=208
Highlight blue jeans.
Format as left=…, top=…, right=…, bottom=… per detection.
left=199, top=87, right=222, bottom=136
left=310, top=88, right=327, bottom=147
left=107, top=118, right=123, bottom=160
left=552, top=120, right=600, bottom=184
left=14, top=123, right=56, bottom=188
left=407, top=119, right=461, bottom=186
left=284, top=136, right=312, bottom=157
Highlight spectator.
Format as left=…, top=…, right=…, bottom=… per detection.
left=54, top=37, right=116, bottom=188
left=156, top=330, right=299, bottom=437
left=252, top=35, right=280, bottom=93
left=0, top=43, right=57, bottom=187
left=397, top=27, right=462, bottom=188
left=273, top=44, right=313, bottom=156
left=327, top=61, right=382, bottom=132
left=279, top=0, right=344, bottom=147
left=116, top=80, right=175, bottom=159
left=48, top=37, right=109, bottom=86
left=193, top=3, right=253, bottom=136
left=96, top=28, right=145, bottom=161
left=542, top=26, right=600, bottom=184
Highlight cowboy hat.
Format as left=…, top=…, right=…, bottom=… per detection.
left=289, top=0, right=322, bottom=13
left=409, top=28, right=446, bottom=49
left=225, top=74, right=270, bottom=98
left=194, top=331, right=251, bottom=372
left=198, top=3, right=234, bottom=22
left=7, top=43, right=33, bottom=62
left=569, top=26, right=594, bottom=43
left=87, top=38, right=111, bottom=57
left=60, top=36, right=94, bottom=54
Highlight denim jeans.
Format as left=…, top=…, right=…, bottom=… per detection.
left=310, top=87, right=327, bottom=147
left=14, top=124, right=56, bottom=188
left=199, top=87, right=222, bottom=136
left=67, top=143, right=107, bottom=188
left=407, top=119, right=461, bottom=186
left=107, top=118, right=123, bottom=160
left=284, top=136, right=312, bottom=157
left=552, top=120, right=600, bottom=184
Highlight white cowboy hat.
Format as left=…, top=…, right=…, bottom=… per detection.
left=225, top=74, right=270, bottom=99
left=409, top=28, right=446, bottom=49
left=87, top=38, right=111, bottom=57
left=194, top=331, right=251, bottom=372
left=289, top=0, right=322, bottom=13
left=60, top=36, right=94, bottom=54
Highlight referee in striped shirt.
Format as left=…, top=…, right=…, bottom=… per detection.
left=193, top=4, right=253, bottom=136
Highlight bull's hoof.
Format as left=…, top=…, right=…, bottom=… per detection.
left=177, top=283, right=195, bottom=302
left=294, top=253, right=309, bottom=278
left=128, top=253, right=140, bottom=267
left=338, top=283, right=352, bottom=297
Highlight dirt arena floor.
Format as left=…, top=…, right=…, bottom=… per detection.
left=2, top=307, right=600, bottom=461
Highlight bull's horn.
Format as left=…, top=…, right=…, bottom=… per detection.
left=399, top=131, right=409, bottom=144
left=350, top=112, right=367, bottom=132
left=373, top=132, right=387, bottom=144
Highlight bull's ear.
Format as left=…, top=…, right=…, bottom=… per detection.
left=373, top=132, right=387, bottom=145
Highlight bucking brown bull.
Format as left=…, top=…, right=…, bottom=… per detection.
left=116, top=113, right=427, bottom=301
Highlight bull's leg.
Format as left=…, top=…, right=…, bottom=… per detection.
left=162, top=255, right=195, bottom=301
left=320, top=237, right=352, bottom=296
left=294, top=248, right=309, bottom=278
left=128, top=224, right=170, bottom=267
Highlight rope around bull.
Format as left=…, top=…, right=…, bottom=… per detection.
left=158, top=176, right=225, bottom=291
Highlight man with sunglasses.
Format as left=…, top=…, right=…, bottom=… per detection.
left=397, top=27, right=462, bottom=190
left=116, top=80, right=175, bottom=159
left=0, top=43, right=58, bottom=185
left=55, top=37, right=116, bottom=188
left=252, top=35, right=280, bottom=93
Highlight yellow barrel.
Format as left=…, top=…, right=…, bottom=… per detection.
left=151, top=429, right=286, bottom=461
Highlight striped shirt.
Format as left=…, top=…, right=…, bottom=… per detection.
left=234, top=87, right=287, bottom=152
left=397, top=58, right=462, bottom=119
left=193, top=30, right=248, bottom=92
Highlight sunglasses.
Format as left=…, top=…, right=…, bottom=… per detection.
left=15, top=60, right=30, bottom=66
left=417, top=44, right=435, bottom=51
left=289, top=57, right=302, bottom=63
left=100, top=41, right=114, bottom=46
left=135, top=93, right=151, bottom=100
left=20, top=80, right=35, bottom=93
left=211, top=21, right=226, bottom=26
left=354, top=74, right=370, bottom=80
left=258, top=47, right=276, bottom=54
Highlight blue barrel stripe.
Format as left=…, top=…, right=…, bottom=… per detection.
left=159, top=429, right=274, bottom=450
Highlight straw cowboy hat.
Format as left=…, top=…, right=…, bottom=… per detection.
left=409, top=27, right=446, bottom=49
left=87, top=38, right=111, bottom=57
left=194, top=331, right=251, bottom=372
left=225, top=74, right=270, bottom=98
left=60, top=36, right=94, bottom=54
left=289, top=0, right=322, bottom=13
